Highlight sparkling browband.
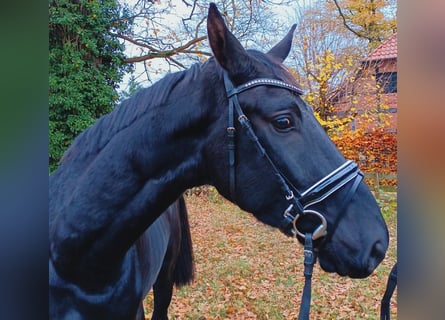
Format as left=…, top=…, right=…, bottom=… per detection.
left=227, top=78, right=304, bottom=97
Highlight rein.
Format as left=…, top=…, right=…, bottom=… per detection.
left=223, top=71, right=364, bottom=319
left=380, top=262, right=397, bottom=319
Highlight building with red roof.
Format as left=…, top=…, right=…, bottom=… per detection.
left=333, top=33, right=398, bottom=133
left=364, top=33, right=397, bottom=62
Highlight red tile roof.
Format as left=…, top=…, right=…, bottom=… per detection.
left=363, top=33, right=397, bottom=61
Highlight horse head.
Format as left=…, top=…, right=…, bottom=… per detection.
left=203, top=3, right=389, bottom=278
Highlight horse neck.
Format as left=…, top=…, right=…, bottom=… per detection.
left=50, top=63, right=222, bottom=285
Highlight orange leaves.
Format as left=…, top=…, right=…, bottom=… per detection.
left=144, top=192, right=397, bottom=319
left=331, top=128, right=397, bottom=176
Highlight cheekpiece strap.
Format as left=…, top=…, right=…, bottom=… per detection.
left=222, top=71, right=304, bottom=202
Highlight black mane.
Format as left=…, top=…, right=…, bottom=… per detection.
left=61, top=63, right=203, bottom=163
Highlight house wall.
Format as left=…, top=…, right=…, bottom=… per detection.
left=333, top=58, right=397, bottom=133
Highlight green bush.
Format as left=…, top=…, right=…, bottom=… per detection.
left=49, top=0, right=132, bottom=172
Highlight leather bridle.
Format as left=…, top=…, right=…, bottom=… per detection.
left=223, top=71, right=364, bottom=319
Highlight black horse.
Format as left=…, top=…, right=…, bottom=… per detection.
left=49, top=3, right=389, bottom=319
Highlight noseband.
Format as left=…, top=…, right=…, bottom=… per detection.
left=223, top=71, right=364, bottom=319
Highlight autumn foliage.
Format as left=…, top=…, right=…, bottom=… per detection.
left=144, top=193, right=398, bottom=319
left=331, top=128, right=397, bottom=173
left=329, top=127, right=397, bottom=188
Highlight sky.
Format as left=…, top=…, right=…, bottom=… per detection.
left=118, top=0, right=310, bottom=94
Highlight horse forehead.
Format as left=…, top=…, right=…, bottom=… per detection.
left=241, top=86, right=298, bottom=110
left=250, top=50, right=299, bottom=83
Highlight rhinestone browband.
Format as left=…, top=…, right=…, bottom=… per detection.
left=227, top=78, right=304, bottom=97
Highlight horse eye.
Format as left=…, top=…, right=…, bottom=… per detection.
left=272, top=116, right=294, bottom=132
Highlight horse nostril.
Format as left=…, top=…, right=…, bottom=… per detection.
left=367, top=240, right=387, bottom=273
left=372, top=241, right=386, bottom=258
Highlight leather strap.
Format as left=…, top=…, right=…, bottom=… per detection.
left=298, top=233, right=317, bottom=320
left=380, top=262, right=397, bottom=320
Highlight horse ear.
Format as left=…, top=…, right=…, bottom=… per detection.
left=267, top=24, right=297, bottom=62
left=207, top=3, right=249, bottom=74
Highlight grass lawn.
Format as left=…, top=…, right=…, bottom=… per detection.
left=144, top=189, right=397, bottom=319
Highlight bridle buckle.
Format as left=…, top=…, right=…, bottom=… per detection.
left=285, top=190, right=294, bottom=201
left=226, top=126, right=235, bottom=134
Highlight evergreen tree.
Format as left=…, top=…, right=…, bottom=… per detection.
left=49, top=0, right=132, bottom=172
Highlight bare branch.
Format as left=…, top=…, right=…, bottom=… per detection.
left=330, top=0, right=369, bottom=40
left=182, top=0, right=196, bottom=7
left=117, top=0, right=292, bottom=84
left=123, top=35, right=207, bottom=64
left=111, top=32, right=159, bottom=52
left=166, top=56, right=186, bottom=69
